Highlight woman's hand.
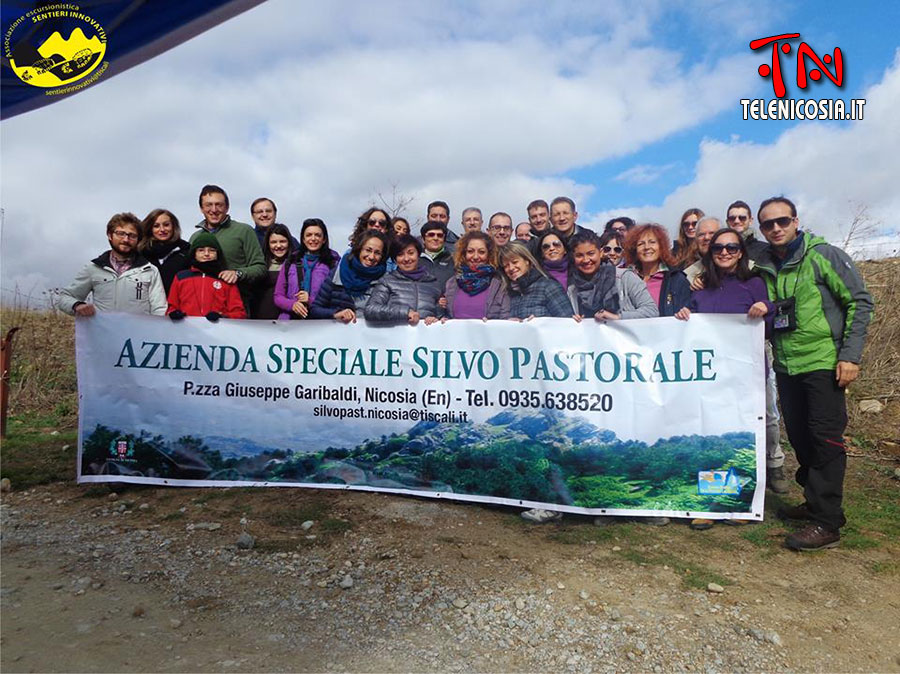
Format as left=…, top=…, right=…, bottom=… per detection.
left=675, top=307, right=691, bottom=321
left=293, top=290, right=309, bottom=304
left=573, top=314, right=583, bottom=323
left=690, top=275, right=705, bottom=291
left=747, top=301, right=768, bottom=319
left=437, top=296, right=448, bottom=309
left=291, top=300, right=308, bottom=318
left=594, top=310, right=620, bottom=322
left=334, top=309, right=356, bottom=323
left=408, top=310, right=420, bottom=326
left=424, top=316, right=439, bottom=326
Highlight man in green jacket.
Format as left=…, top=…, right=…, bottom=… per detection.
left=754, top=197, right=874, bottom=551
left=190, top=184, right=265, bottom=312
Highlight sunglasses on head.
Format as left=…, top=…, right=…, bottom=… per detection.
left=759, top=216, right=794, bottom=232
left=603, top=245, right=623, bottom=253
left=710, top=242, right=741, bottom=254
left=727, top=214, right=749, bottom=223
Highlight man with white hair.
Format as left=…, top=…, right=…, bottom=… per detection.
left=461, top=207, right=483, bottom=233
left=683, top=217, right=721, bottom=286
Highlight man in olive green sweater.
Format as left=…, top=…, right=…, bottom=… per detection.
left=190, top=184, right=265, bottom=312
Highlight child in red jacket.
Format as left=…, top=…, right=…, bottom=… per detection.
left=167, top=233, right=247, bottom=321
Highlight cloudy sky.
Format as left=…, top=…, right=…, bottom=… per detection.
left=2, top=0, right=898, bottom=302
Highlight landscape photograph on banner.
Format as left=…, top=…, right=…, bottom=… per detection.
left=75, top=313, right=767, bottom=520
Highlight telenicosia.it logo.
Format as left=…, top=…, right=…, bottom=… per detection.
left=4, top=3, right=108, bottom=96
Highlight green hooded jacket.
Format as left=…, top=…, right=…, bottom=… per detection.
left=754, top=231, right=874, bottom=375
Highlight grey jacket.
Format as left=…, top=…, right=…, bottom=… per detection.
left=57, top=251, right=167, bottom=316
left=616, top=267, right=659, bottom=319
left=365, top=270, right=442, bottom=323
left=443, top=276, right=510, bottom=319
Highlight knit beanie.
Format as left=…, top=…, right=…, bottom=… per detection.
left=191, top=232, right=224, bottom=261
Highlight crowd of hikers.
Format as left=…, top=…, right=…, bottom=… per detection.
left=58, top=185, right=874, bottom=551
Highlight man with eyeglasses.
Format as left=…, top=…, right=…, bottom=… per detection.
left=192, top=184, right=265, bottom=312
left=755, top=196, right=873, bottom=551
left=487, top=212, right=514, bottom=249
left=726, top=199, right=767, bottom=261
left=58, top=212, right=166, bottom=316
left=418, top=220, right=455, bottom=290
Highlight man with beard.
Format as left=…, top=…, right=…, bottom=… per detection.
left=58, top=212, right=167, bottom=316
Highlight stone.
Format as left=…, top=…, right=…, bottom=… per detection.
left=707, top=583, right=725, bottom=594
left=107, top=492, right=119, bottom=502
left=452, top=598, right=468, bottom=609
left=894, top=468, right=900, bottom=481
left=579, top=590, right=589, bottom=600
left=190, top=522, right=221, bottom=531
left=62, top=444, right=71, bottom=451
left=339, top=575, right=353, bottom=589
left=515, top=598, right=526, bottom=610
left=139, top=503, right=150, bottom=510
left=132, top=606, right=145, bottom=618
left=858, top=399, right=884, bottom=414
left=169, top=618, right=183, bottom=629
left=765, top=631, right=783, bottom=647
left=301, top=520, right=315, bottom=530
left=0, top=478, right=11, bottom=493
left=236, top=533, right=255, bottom=550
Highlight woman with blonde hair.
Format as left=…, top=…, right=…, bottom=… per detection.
left=442, top=231, right=509, bottom=320
left=499, top=241, right=573, bottom=319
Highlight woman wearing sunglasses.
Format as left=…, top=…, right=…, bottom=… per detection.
left=535, top=230, right=570, bottom=289
left=675, top=228, right=774, bottom=530
left=598, top=230, right=625, bottom=267
left=672, top=207, right=704, bottom=268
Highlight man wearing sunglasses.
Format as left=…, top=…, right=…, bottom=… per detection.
left=58, top=212, right=167, bottom=317
left=755, top=196, right=873, bottom=551
left=726, top=199, right=767, bottom=261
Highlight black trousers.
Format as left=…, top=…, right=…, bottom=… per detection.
left=775, top=369, right=848, bottom=531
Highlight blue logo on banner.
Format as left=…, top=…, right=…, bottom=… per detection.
left=697, top=468, right=742, bottom=495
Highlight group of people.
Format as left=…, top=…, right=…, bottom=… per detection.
left=58, top=185, right=873, bottom=552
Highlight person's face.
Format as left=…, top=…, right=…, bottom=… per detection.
left=195, top=246, right=218, bottom=263
left=540, top=234, right=565, bottom=262
left=726, top=207, right=752, bottom=234
left=303, top=225, right=324, bottom=252
left=710, top=232, right=743, bottom=273
left=488, top=217, right=512, bottom=247
left=515, top=223, right=532, bottom=241
left=636, top=233, right=661, bottom=266
left=427, top=206, right=449, bottom=225
left=200, top=192, right=228, bottom=227
left=464, top=239, right=490, bottom=267
left=759, top=202, right=800, bottom=247
left=573, top=242, right=603, bottom=276
left=395, top=244, right=420, bottom=272
left=550, top=202, right=576, bottom=234
left=601, top=240, right=623, bottom=266
left=108, top=224, right=139, bottom=255
left=528, top=206, right=550, bottom=232
left=358, top=237, right=384, bottom=267
left=151, top=214, right=174, bottom=242
left=503, top=254, right=530, bottom=282
left=366, top=211, right=390, bottom=234
left=462, top=210, right=483, bottom=233
left=268, top=233, right=290, bottom=259
left=392, top=220, right=410, bottom=236
left=680, top=213, right=700, bottom=240
left=423, top=228, right=446, bottom=252
left=251, top=200, right=276, bottom=229
left=695, top=221, right=718, bottom=255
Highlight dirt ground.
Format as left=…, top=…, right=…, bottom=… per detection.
left=2, top=455, right=899, bottom=673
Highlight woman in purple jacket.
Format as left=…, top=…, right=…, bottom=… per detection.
left=274, top=218, right=339, bottom=320
left=442, top=231, right=509, bottom=320
left=675, top=228, right=774, bottom=531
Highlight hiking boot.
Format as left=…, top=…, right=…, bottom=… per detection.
left=785, top=524, right=840, bottom=551
left=777, top=502, right=812, bottom=521
left=767, top=466, right=790, bottom=494
left=690, top=518, right=714, bottom=530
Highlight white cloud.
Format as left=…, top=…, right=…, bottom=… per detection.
left=614, top=163, right=679, bottom=185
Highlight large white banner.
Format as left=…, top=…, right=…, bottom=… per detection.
left=76, top=313, right=766, bottom=519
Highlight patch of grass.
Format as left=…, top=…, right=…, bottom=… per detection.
left=254, top=538, right=300, bottom=553
left=0, top=416, right=77, bottom=488
left=612, top=546, right=733, bottom=590
left=740, top=521, right=784, bottom=548
left=159, top=511, right=185, bottom=521
left=320, top=518, right=352, bottom=534
left=261, top=499, right=331, bottom=528
left=869, top=560, right=899, bottom=575
left=192, top=489, right=237, bottom=504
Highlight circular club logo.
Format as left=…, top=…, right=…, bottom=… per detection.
left=5, top=4, right=107, bottom=89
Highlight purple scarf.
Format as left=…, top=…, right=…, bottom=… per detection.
left=398, top=263, right=428, bottom=282
left=543, top=256, right=569, bottom=288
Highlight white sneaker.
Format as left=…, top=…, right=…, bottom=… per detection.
left=521, top=508, right=563, bottom=523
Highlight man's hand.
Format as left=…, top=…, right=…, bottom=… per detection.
left=219, top=270, right=238, bottom=284
left=836, top=361, right=860, bottom=388
left=74, top=303, right=96, bottom=317
left=594, top=310, right=620, bottom=322
left=408, top=310, right=420, bottom=326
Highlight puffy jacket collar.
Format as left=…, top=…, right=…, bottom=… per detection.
left=755, top=231, right=824, bottom=274
left=91, top=250, right=151, bottom=270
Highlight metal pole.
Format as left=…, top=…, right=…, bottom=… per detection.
left=0, top=327, right=21, bottom=438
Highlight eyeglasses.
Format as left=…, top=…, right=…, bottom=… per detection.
left=710, top=243, right=741, bottom=255
left=368, top=218, right=388, bottom=227
left=424, top=231, right=445, bottom=238
left=727, top=214, right=749, bottom=223
left=112, top=230, right=138, bottom=240
left=759, top=216, right=795, bottom=232
left=252, top=208, right=275, bottom=215
left=490, top=225, right=512, bottom=232
left=681, top=220, right=698, bottom=229
left=603, top=246, right=623, bottom=253
left=542, top=241, right=563, bottom=250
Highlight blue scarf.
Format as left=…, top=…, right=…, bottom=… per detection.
left=457, top=265, right=495, bottom=296
left=339, top=252, right=386, bottom=297
left=300, top=253, right=319, bottom=293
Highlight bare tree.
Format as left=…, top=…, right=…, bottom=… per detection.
left=840, top=202, right=881, bottom=259
left=372, top=183, right=417, bottom=222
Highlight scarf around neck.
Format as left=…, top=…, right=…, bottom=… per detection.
left=339, top=252, right=386, bottom=296
left=457, top=264, right=495, bottom=296
left=398, top=263, right=428, bottom=282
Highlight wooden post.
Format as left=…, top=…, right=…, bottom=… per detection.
left=0, top=327, right=21, bottom=438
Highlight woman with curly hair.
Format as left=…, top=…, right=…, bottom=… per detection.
left=442, top=231, right=509, bottom=320
left=672, top=207, right=704, bottom=268
left=623, top=223, right=690, bottom=317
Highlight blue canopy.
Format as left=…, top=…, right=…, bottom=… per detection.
left=1, top=0, right=265, bottom=119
